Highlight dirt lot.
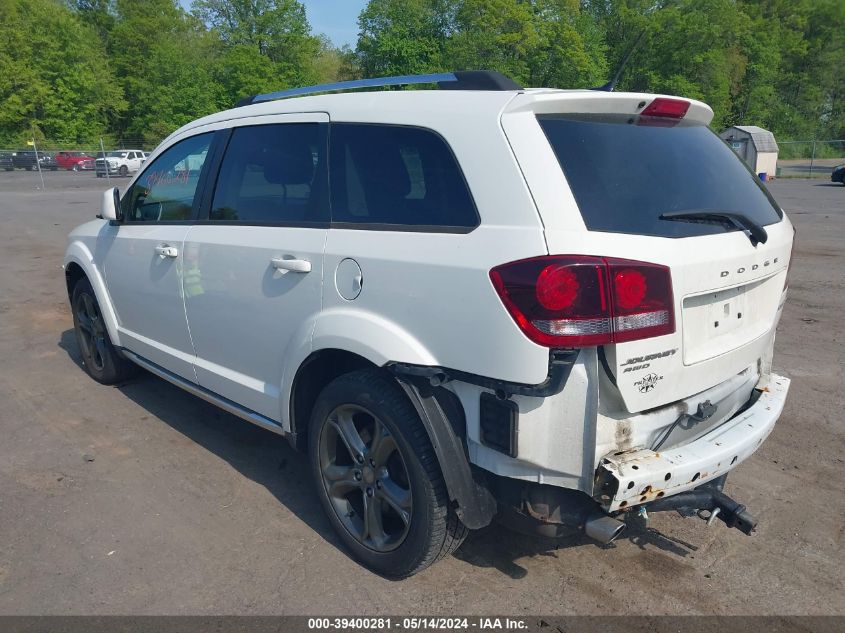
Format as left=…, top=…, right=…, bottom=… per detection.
left=0, top=170, right=843, bottom=615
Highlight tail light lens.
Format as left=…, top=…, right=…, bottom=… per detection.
left=640, top=98, right=690, bottom=119
left=490, top=256, right=675, bottom=348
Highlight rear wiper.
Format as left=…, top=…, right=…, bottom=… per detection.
left=659, top=210, right=768, bottom=246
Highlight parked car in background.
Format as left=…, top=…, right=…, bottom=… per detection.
left=56, top=151, right=95, bottom=171
left=0, top=151, right=12, bottom=171
left=65, top=71, right=793, bottom=578
left=12, top=150, right=58, bottom=171
left=95, top=150, right=147, bottom=177
left=832, top=164, right=845, bottom=185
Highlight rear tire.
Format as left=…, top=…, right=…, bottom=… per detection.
left=71, top=277, right=137, bottom=385
left=309, top=369, right=468, bottom=578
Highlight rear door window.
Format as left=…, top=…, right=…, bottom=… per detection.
left=537, top=114, right=783, bottom=238
left=209, top=123, right=328, bottom=225
left=329, top=123, right=478, bottom=230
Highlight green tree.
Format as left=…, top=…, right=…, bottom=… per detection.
left=356, top=0, right=605, bottom=89
left=447, top=0, right=538, bottom=81
left=0, top=0, right=125, bottom=145
left=356, top=0, right=453, bottom=77
left=109, top=0, right=220, bottom=144
left=525, top=0, right=607, bottom=88
left=70, top=0, right=115, bottom=41
left=193, top=0, right=322, bottom=87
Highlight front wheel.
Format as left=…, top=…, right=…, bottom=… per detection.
left=71, top=277, right=137, bottom=384
left=309, top=369, right=467, bottom=578
left=71, top=164, right=79, bottom=172
left=118, top=165, right=128, bottom=177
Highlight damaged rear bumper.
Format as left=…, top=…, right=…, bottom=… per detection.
left=595, top=374, right=790, bottom=512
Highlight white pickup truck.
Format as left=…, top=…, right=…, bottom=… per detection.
left=95, top=150, right=147, bottom=177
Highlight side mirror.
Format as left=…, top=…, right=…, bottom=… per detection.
left=101, top=186, right=121, bottom=221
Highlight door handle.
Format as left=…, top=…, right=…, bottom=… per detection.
left=271, top=257, right=311, bottom=273
left=155, top=244, right=179, bottom=259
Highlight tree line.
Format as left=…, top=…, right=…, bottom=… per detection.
left=0, top=0, right=842, bottom=148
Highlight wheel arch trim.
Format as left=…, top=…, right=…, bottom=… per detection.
left=280, top=308, right=439, bottom=431
left=64, top=244, right=121, bottom=347
left=394, top=375, right=497, bottom=529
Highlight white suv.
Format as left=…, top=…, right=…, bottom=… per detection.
left=65, top=71, right=793, bottom=578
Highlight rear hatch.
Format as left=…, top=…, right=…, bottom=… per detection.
left=502, top=91, right=793, bottom=413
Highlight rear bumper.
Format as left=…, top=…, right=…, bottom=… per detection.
left=595, top=373, right=790, bottom=512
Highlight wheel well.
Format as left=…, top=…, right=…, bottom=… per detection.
left=65, top=262, right=86, bottom=298
left=289, top=349, right=376, bottom=451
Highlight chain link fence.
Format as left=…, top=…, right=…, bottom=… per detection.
left=777, top=140, right=845, bottom=179
left=0, top=139, right=152, bottom=153
left=0, top=138, right=156, bottom=188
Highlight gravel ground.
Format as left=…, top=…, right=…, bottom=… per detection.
left=0, top=170, right=843, bottom=615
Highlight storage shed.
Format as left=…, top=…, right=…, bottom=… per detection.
left=719, top=126, right=779, bottom=179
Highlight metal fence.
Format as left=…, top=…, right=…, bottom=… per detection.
left=0, top=139, right=152, bottom=154
left=0, top=139, right=154, bottom=188
left=777, top=140, right=845, bottom=179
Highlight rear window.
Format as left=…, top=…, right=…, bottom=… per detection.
left=537, top=114, right=783, bottom=238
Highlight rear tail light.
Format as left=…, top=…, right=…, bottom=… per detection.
left=490, top=256, right=675, bottom=348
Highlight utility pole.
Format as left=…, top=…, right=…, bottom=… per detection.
left=31, top=137, right=45, bottom=190
left=100, top=138, right=110, bottom=185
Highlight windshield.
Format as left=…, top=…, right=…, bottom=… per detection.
left=107, top=151, right=128, bottom=158
left=537, top=114, right=783, bottom=238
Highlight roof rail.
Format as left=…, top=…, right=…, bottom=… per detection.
left=235, top=70, right=523, bottom=107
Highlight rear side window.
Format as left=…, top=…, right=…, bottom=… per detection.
left=537, top=114, right=783, bottom=238
left=329, top=123, right=478, bottom=230
left=210, top=123, right=328, bottom=224
left=123, top=133, right=212, bottom=222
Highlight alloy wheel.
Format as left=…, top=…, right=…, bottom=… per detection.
left=74, top=291, right=107, bottom=372
left=318, top=404, right=413, bottom=552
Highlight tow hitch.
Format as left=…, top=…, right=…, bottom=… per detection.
left=642, top=475, right=757, bottom=535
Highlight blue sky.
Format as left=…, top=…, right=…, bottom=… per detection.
left=179, top=1, right=367, bottom=48
left=302, top=0, right=367, bottom=48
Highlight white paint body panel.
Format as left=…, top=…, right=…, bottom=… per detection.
left=102, top=223, right=196, bottom=381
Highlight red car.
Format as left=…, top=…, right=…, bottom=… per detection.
left=55, top=151, right=95, bottom=171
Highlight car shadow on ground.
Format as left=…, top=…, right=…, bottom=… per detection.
left=59, top=327, right=698, bottom=581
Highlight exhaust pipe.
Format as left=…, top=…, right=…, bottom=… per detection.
left=584, top=511, right=626, bottom=544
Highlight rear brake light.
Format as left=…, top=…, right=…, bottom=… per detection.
left=490, top=256, right=675, bottom=348
left=640, top=98, right=690, bottom=119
